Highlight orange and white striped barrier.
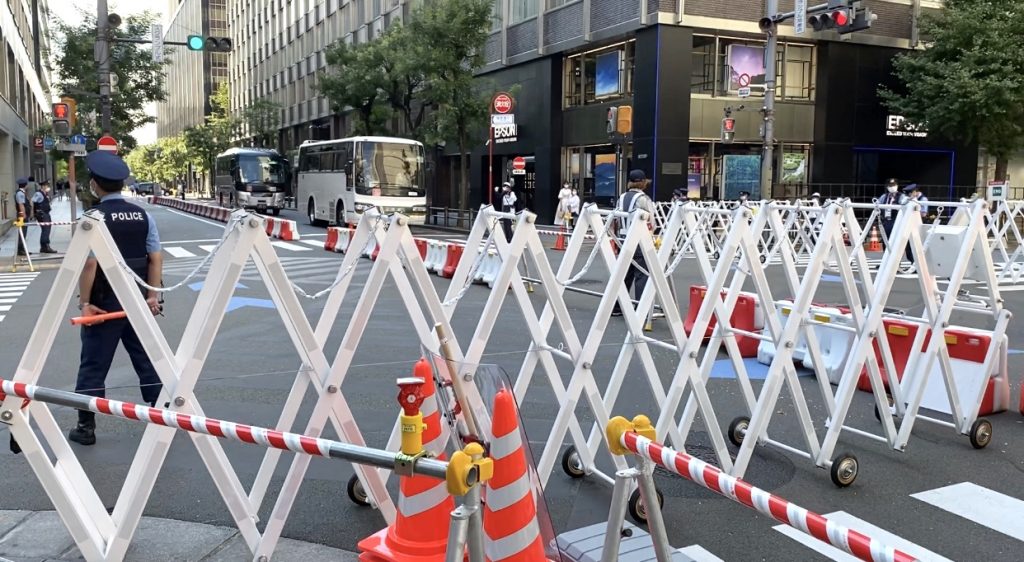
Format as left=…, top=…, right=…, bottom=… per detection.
left=264, top=216, right=301, bottom=241
left=483, top=389, right=547, bottom=562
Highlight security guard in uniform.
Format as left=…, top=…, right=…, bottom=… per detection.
left=611, top=170, right=654, bottom=317
left=31, top=179, right=57, bottom=254
left=69, top=151, right=165, bottom=446
left=13, top=177, right=29, bottom=256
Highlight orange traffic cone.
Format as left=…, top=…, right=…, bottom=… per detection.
left=483, top=389, right=547, bottom=561
left=868, top=226, right=882, bottom=252
left=358, top=359, right=453, bottom=562
left=554, top=223, right=567, bottom=251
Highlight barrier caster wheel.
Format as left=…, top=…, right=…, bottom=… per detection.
left=830, top=454, right=858, bottom=488
left=728, top=417, right=750, bottom=447
left=759, top=254, right=767, bottom=264
left=712, top=251, right=720, bottom=260
left=627, top=487, right=665, bottom=525
left=561, top=446, right=586, bottom=478
left=347, top=474, right=371, bottom=506
left=969, top=418, right=993, bottom=450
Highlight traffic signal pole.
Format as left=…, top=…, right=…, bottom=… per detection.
left=97, top=0, right=112, bottom=134
left=760, top=0, right=779, bottom=198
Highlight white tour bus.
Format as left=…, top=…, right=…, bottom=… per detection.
left=298, top=136, right=427, bottom=226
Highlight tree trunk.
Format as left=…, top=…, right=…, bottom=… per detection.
left=458, top=131, right=469, bottom=211
left=995, top=155, right=1008, bottom=182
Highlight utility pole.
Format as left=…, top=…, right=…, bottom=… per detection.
left=97, top=0, right=112, bottom=134
left=760, top=0, right=779, bottom=198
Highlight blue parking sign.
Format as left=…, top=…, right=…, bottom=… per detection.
left=71, top=134, right=88, bottom=145
left=43, top=136, right=55, bottom=150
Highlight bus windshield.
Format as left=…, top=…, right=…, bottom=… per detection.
left=357, top=142, right=424, bottom=197
left=238, top=155, right=289, bottom=187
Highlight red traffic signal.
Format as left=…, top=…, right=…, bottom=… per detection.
left=810, top=9, right=850, bottom=31
left=52, top=103, right=69, bottom=120
left=722, top=118, right=736, bottom=132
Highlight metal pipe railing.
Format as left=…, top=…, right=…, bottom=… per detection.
left=605, top=415, right=919, bottom=562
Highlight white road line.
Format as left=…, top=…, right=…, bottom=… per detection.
left=773, top=510, right=952, bottom=562
left=0, top=292, right=25, bottom=298
left=0, top=283, right=31, bottom=288
left=0, top=305, right=11, bottom=312
left=0, top=315, right=5, bottom=322
left=911, top=483, right=1024, bottom=542
left=199, top=245, right=218, bottom=253
left=676, top=545, right=724, bottom=561
left=271, top=241, right=313, bottom=252
left=161, top=238, right=223, bottom=244
left=162, top=207, right=232, bottom=228
left=164, top=247, right=197, bottom=258
left=299, top=239, right=325, bottom=247
left=0, top=299, right=15, bottom=304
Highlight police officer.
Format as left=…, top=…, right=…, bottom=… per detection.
left=879, top=178, right=907, bottom=249
left=32, top=179, right=56, bottom=254
left=611, top=170, right=654, bottom=317
left=13, top=177, right=29, bottom=256
left=69, top=151, right=164, bottom=446
left=902, top=183, right=929, bottom=265
left=495, top=180, right=517, bottom=242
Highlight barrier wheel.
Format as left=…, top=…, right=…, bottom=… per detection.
left=627, top=487, right=665, bottom=525
left=728, top=416, right=750, bottom=447
left=829, top=453, right=858, bottom=488
left=561, top=446, right=586, bottom=478
left=712, top=251, right=720, bottom=260
left=347, top=474, right=371, bottom=506
left=969, top=418, right=993, bottom=450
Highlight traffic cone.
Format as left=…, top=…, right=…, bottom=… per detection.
left=554, top=223, right=567, bottom=251
left=358, top=359, right=453, bottom=562
left=868, top=226, right=882, bottom=252
left=483, top=389, right=547, bottom=562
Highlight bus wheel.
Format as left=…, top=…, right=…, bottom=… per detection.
left=269, top=208, right=280, bottom=216
left=336, top=203, right=346, bottom=227
left=308, top=199, right=322, bottom=226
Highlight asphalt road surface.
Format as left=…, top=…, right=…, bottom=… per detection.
left=0, top=201, right=1022, bottom=561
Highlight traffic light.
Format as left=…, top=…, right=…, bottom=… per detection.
left=187, top=35, right=232, bottom=52
left=809, top=7, right=850, bottom=31
left=61, top=96, right=77, bottom=129
left=606, top=106, right=618, bottom=134
left=721, top=117, right=736, bottom=144
left=52, top=102, right=71, bottom=136
left=838, top=4, right=877, bottom=34
left=616, top=105, right=633, bottom=135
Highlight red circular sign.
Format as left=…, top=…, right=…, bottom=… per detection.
left=512, top=156, right=526, bottom=170
left=97, top=135, right=118, bottom=153
left=738, top=73, right=751, bottom=87
left=492, top=93, right=514, bottom=114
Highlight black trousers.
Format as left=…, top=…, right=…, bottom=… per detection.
left=75, top=301, right=162, bottom=405
left=36, top=213, right=51, bottom=248
left=613, top=249, right=648, bottom=313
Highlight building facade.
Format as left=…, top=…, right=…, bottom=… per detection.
left=157, top=0, right=229, bottom=139
left=227, top=0, right=975, bottom=222
left=0, top=0, right=53, bottom=208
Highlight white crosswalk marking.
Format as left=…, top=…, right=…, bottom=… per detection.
left=199, top=244, right=218, bottom=253
left=271, top=241, right=312, bottom=252
left=911, top=483, right=1024, bottom=542
left=773, top=510, right=953, bottom=562
left=164, top=246, right=197, bottom=258
left=677, top=545, right=724, bottom=561
left=299, top=239, right=325, bottom=247
left=0, top=273, right=38, bottom=324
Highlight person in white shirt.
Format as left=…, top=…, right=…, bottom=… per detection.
left=498, top=181, right=517, bottom=241
left=555, top=182, right=572, bottom=226
left=567, top=187, right=581, bottom=228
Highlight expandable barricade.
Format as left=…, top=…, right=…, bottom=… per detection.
left=441, top=244, right=464, bottom=278
left=684, top=285, right=764, bottom=357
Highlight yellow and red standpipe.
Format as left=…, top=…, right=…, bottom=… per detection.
left=605, top=415, right=921, bottom=562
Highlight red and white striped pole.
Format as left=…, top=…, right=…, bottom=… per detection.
left=606, top=416, right=919, bottom=562
left=0, top=378, right=453, bottom=479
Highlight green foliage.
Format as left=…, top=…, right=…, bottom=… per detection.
left=319, top=39, right=393, bottom=136
left=184, top=82, right=236, bottom=175
left=51, top=10, right=169, bottom=153
left=127, top=136, right=191, bottom=186
left=879, top=0, right=1024, bottom=180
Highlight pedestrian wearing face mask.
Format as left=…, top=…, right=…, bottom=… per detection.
left=555, top=181, right=572, bottom=226
left=568, top=187, right=581, bottom=228
left=879, top=178, right=907, bottom=249
left=31, top=179, right=57, bottom=254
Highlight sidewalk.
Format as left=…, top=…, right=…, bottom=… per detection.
left=0, top=196, right=80, bottom=271
left=0, top=510, right=358, bottom=561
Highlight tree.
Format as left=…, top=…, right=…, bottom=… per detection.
left=242, top=98, right=283, bottom=147
left=51, top=9, right=169, bottom=153
left=879, top=0, right=1024, bottom=181
left=319, top=39, right=393, bottom=135
left=409, top=0, right=494, bottom=205
left=184, top=82, right=237, bottom=191
left=126, top=143, right=161, bottom=181
left=378, top=26, right=431, bottom=140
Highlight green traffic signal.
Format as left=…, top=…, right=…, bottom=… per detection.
left=187, top=35, right=205, bottom=50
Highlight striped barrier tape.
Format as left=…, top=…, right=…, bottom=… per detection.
left=610, top=420, right=919, bottom=562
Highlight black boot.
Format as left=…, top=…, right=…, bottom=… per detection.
left=40, top=246, right=57, bottom=254
left=68, top=410, right=96, bottom=446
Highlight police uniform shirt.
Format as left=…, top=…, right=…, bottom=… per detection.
left=501, top=190, right=517, bottom=212
left=616, top=189, right=652, bottom=241
left=14, top=186, right=27, bottom=211
left=32, top=189, right=50, bottom=218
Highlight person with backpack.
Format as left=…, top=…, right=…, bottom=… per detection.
left=611, top=170, right=654, bottom=317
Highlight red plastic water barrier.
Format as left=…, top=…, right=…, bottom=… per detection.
left=325, top=228, right=340, bottom=252
left=441, top=244, right=464, bottom=279
left=683, top=285, right=762, bottom=357
left=415, top=239, right=428, bottom=260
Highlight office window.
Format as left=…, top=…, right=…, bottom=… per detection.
left=509, top=0, right=537, bottom=23
left=490, top=0, right=502, bottom=31
left=689, top=36, right=814, bottom=101
left=563, top=41, right=635, bottom=108
left=782, top=44, right=814, bottom=100
left=690, top=35, right=714, bottom=95
left=547, top=0, right=575, bottom=8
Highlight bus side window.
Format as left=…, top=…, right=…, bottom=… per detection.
left=340, top=144, right=354, bottom=188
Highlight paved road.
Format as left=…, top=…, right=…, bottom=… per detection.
left=0, top=200, right=1022, bottom=561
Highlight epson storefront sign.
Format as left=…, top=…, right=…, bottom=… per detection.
left=886, top=115, right=927, bottom=138
left=494, top=123, right=519, bottom=144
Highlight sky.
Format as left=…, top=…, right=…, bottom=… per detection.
left=47, top=0, right=165, bottom=145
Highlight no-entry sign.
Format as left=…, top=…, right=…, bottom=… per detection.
left=97, top=135, right=118, bottom=153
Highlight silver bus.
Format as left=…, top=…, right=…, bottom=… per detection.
left=215, top=147, right=291, bottom=216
